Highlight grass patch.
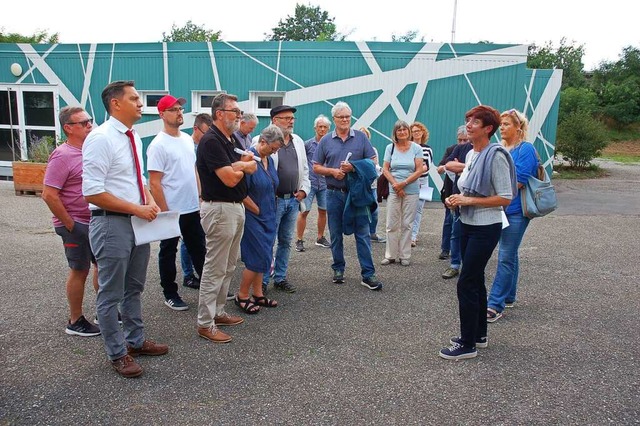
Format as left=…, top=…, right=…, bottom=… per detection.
left=599, top=153, right=640, bottom=163
left=553, top=164, right=609, bottom=179
left=604, top=123, right=640, bottom=142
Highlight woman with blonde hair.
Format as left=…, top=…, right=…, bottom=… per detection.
left=486, top=109, right=538, bottom=322
left=381, top=120, right=424, bottom=266
left=409, top=122, right=432, bottom=247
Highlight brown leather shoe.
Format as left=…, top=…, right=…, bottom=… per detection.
left=127, top=340, right=169, bottom=357
left=198, top=326, right=232, bottom=343
left=214, top=312, right=244, bottom=326
left=111, top=354, right=143, bottom=378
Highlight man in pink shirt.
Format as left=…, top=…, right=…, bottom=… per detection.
left=42, top=106, right=101, bottom=337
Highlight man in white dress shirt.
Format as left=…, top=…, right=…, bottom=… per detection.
left=83, top=80, right=168, bottom=378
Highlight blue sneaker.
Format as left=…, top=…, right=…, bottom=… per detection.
left=164, top=296, right=189, bottom=311
left=360, top=276, right=383, bottom=291
left=450, top=336, right=488, bottom=349
left=332, top=270, right=345, bottom=284
left=439, top=342, right=477, bottom=360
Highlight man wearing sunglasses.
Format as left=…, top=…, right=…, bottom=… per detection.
left=147, top=95, right=207, bottom=312
left=43, top=106, right=101, bottom=338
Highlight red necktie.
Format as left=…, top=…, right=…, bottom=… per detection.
left=125, top=129, right=147, bottom=205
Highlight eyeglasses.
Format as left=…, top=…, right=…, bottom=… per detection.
left=218, top=108, right=243, bottom=116
left=411, top=129, right=423, bottom=134
left=164, top=107, right=184, bottom=113
left=66, top=118, right=93, bottom=126
left=334, top=115, right=351, bottom=121
left=195, top=125, right=209, bottom=134
left=275, top=116, right=296, bottom=122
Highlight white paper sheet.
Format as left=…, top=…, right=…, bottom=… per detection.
left=131, top=211, right=181, bottom=246
left=501, top=210, right=510, bottom=229
left=419, top=185, right=433, bottom=201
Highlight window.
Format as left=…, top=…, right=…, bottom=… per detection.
left=139, top=91, right=168, bottom=114
left=249, top=92, right=285, bottom=117
left=191, top=91, right=226, bottom=114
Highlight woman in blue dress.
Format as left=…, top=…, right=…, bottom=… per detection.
left=236, top=126, right=284, bottom=313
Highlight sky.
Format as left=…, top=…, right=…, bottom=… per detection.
left=2, top=0, right=638, bottom=70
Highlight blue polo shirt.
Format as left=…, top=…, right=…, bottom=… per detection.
left=313, top=128, right=376, bottom=189
left=305, top=137, right=326, bottom=191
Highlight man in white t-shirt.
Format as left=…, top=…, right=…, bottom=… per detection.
left=147, top=95, right=206, bottom=312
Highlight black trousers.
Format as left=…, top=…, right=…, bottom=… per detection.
left=457, top=222, right=502, bottom=348
left=158, top=211, right=206, bottom=299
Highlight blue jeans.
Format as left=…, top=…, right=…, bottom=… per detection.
left=263, top=196, right=299, bottom=285
left=180, top=240, right=194, bottom=278
left=326, top=189, right=375, bottom=279
left=457, top=222, right=502, bottom=348
left=440, top=208, right=452, bottom=252
left=449, top=210, right=462, bottom=269
left=369, top=188, right=379, bottom=235
left=487, top=213, right=530, bottom=312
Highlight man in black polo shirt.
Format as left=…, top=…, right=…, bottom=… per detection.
left=196, top=93, right=257, bottom=344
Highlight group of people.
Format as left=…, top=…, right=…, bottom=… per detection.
left=42, top=79, right=541, bottom=377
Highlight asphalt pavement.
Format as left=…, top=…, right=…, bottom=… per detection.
left=0, top=161, right=638, bottom=425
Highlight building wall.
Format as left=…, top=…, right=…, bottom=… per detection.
left=0, top=41, right=562, bottom=189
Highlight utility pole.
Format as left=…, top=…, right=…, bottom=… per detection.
left=451, top=0, right=458, bottom=43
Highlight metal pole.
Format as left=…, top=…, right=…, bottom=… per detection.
left=451, top=0, right=458, bottom=43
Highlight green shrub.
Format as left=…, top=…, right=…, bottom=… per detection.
left=556, top=111, right=608, bottom=168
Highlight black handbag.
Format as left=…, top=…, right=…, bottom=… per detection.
left=376, top=144, right=394, bottom=202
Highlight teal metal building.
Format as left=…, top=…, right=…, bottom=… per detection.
left=0, top=40, right=561, bottom=191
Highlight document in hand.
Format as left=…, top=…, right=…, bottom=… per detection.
left=131, top=211, right=181, bottom=246
left=419, top=185, right=433, bottom=201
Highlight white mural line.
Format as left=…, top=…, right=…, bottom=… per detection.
left=286, top=45, right=526, bottom=107
left=223, top=41, right=306, bottom=90
left=206, top=42, right=221, bottom=91
left=80, top=44, right=97, bottom=119
left=106, top=44, right=116, bottom=122
left=162, top=42, right=169, bottom=91
left=274, top=41, right=282, bottom=91
left=528, top=69, right=563, bottom=149
left=16, top=43, right=56, bottom=84
left=16, top=44, right=79, bottom=107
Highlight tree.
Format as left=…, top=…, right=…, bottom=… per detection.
left=266, top=3, right=344, bottom=41
left=590, top=46, right=640, bottom=126
left=391, top=30, right=424, bottom=43
left=527, top=38, right=585, bottom=89
left=0, top=28, right=59, bottom=44
left=558, top=87, right=599, bottom=124
left=162, top=21, right=221, bottom=42
left=556, top=110, right=608, bottom=168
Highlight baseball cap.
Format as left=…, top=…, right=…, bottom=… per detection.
left=157, top=95, right=187, bottom=113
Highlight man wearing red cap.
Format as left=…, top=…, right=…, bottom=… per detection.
left=83, top=80, right=167, bottom=378
left=147, top=95, right=207, bottom=312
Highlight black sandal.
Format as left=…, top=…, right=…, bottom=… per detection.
left=252, top=295, right=278, bottom=308
left=235, top=295, right=260, bottom=314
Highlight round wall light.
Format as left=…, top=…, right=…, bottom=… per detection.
left=10, top=63, right=23, bottom=77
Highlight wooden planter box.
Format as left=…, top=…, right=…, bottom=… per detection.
left=12, top=161, right=47, bottom=196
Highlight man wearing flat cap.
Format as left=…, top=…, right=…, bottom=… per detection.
left=147, top=94, right=207, bottom=312
left=261, top=105, right=310, bottom=294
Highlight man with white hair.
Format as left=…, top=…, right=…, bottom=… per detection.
left=313, top=101, right=383, bottom=291
left=234, top=112, right=258, bottom=150
left=295, top=114, right=331, bottom=252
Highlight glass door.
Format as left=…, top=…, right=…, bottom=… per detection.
left=0, top=85, right=59, bottom=174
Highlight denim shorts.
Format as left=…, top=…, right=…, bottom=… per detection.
left=55, top=222, right=94, bottom=270
left=303, top=187, right=327, bottom=211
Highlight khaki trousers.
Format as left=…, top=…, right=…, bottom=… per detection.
left=198, top=201, right=245, bottom=327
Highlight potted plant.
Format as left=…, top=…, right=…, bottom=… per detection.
left=12, top=135, right=56, bottom=195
